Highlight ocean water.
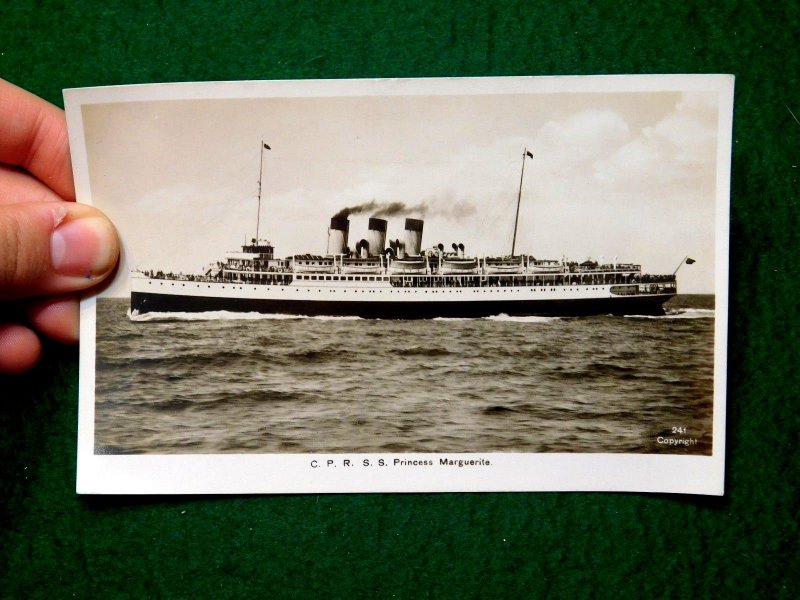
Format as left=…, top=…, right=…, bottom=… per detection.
left=93, top=295, right=715, bottom=455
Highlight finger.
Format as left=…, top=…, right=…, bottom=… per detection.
left=0, top=323, right=42, bottom=374
left=0, top=164, right=64, bottom=205
left=26, top=294, right=80, bottom=344
left=0, top=201, right=119, bottom=301
left=0, top=78, right=74, bottom=201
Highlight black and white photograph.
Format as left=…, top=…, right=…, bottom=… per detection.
left=67, top=76, right=732, bottom=494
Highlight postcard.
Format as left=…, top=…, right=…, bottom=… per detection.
left=66, top=75, right=732, bottom=494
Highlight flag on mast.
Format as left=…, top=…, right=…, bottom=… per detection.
left=686, top=257, right=696, bottom=264
left=263, top=143, right=271, bottom=150
left=525, top=149, right=533, bottom=158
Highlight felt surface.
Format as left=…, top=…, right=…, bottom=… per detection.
left=1, top=1, right=798, bottom=597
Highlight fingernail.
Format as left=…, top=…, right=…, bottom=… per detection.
left=51, top=217, right=117, bottom=278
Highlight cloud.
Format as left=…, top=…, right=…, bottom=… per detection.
left=536, top=109, right=631, bottom=174
left=592, top=92, right=717, bottom=191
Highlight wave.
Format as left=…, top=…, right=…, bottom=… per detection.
left=98, top=349, right=266, bottom=370
left=306, top=315, right=364, bottom=321
left=625, top=308, right=715, bottom=320
left=493, top=346, right=550, bottom=359
left=432, top=317, right=474, bottom=322
left=485, top=314, right=560, bottom=323
left=432, top=313, right=559, bottom=323
left=482, top=405, right=518, bottom=415
left=285, top=348, right=344, bottom=361
left=147, top=389, right=309, bottom=412
left=128, top=309, right=362, bottom=322
left=205, top=389, right=307, bottom=406
left=667, top=308, right=715, bottom=319
left=395, top=346, right=452, bottom=357
left=549, top=362, right=639, bottom=381
left=587, top=362, right=636, bottom=375
left=150, top=397, right=196, bottom=411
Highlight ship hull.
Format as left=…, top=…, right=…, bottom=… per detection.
left=131, top=289, right=673, bottom=318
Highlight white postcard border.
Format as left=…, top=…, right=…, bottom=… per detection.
left=67, top=75, right=733, bottom=496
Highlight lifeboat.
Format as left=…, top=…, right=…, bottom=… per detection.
left=293, top=264, right=335, bottom=274
left=440, top=257, right=479, bottom=275
left=529, top=260, right=563, bottom=274
left=387, top=257, right=427, bottom=275
left=291, top=255, right=336, bottom=274
left=292, top=261, right=335, bottom=274
left=484, top=257, right=525, bottom=274
left=341, top=259, right=383, bottom=274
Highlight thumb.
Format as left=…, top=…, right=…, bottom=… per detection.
left=0, top=201, right=119, bottom=300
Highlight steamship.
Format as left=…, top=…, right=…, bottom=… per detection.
left=130, top=147, right=680, bottom=318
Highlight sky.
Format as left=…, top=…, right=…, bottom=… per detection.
left=78, top=80, right=724, bottom=296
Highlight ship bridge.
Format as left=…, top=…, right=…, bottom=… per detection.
left=239, top=239, right=274, bottom=258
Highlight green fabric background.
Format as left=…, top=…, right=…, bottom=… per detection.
left=1, top=1, right=798, bottom=597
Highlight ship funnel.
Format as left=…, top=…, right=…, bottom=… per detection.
left=327, top=215, right=350, bottom=255
left=404, top=218, right=424, bottom=256
left=367, top=218, right=388, bottom=257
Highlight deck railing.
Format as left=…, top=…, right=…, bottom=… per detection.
left=139, top=267, right=676, bottom=293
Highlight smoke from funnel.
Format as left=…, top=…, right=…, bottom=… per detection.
left=332, top=200, right=428, bottom=219
left=333, top=195, right=477, bottom=222
left=334, top=200, right=379, bottom=220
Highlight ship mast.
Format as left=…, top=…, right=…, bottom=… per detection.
left=511, top=147, right=533, bottom=256
left=256, top=141, right=271, bottom=242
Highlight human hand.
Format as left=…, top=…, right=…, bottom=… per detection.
left=0, top=79, right=119, bottom=374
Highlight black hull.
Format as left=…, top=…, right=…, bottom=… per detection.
left=130, top=291, right=673, bottom=318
